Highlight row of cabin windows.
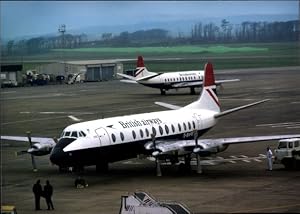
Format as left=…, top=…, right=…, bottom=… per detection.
left=110, top=121, right=196, bottom=143
left=164, top=76, right=200, bottom=82
left=62, top=130, right=86, bottom=138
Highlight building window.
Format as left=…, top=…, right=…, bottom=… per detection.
left=111, top=134, right=116, bottom=142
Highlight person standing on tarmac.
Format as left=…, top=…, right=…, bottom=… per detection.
left=44, top=180, right=54, bottom=210
left=266, top=146, right=273, bottom=171
left=32, top=179, right=42, bottom=210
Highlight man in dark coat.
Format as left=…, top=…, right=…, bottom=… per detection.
left=44, top=180, right=54, bottom=210
left=32, top=179, right=42, bottom=210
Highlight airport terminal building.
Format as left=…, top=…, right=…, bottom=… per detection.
left=37, top=60, right=123, bottom=82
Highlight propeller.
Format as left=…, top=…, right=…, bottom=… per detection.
left=151, top=133, right=162, bottom=177
left=27, top=131, right=38, bottom=172
left=193, top=130, right=202, bottom=174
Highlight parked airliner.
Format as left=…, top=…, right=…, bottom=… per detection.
left=1, top=62, right=299, bottom=175
left=117, top=56, right=239, bottom=95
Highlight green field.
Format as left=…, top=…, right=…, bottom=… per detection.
left=2, top=42, right=299, bottom=72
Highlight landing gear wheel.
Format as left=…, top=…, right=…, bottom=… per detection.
left=160, top=89, right=166, bottom=95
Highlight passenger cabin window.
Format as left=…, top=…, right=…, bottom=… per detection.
left=111, top=134, right=116, bottom=142
left=188, top=122, right=191, bottom=130
left=178, top=124, right=181, bottom=132
left=145, top=128, right=149, bottom=137
left=192, top=121, right=196, bottom=129
left=120, top=132, right=125, bottom=141
left=159, top=126, right=163, bottom=135
left=165, top=125, right=169, bottom=134
left=140, top=129, right=144, bottom=138
left=152, top=127, right=156, bottom=136
left=132, top=130, right=136, bottom=139
left=171, top=124, right=175, bottom=133
left=183, top=123, right=187, bottom=131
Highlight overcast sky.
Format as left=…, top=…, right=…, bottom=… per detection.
left=1, top=1, right=298, bottom=39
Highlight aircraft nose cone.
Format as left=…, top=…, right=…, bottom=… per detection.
left=50, top=138, right=75, bottom=166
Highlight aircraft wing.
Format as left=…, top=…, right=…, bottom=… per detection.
left=145, top=134, right=300, bottom=155
left=154, top=102, right=182, bottom=110
left=120, top=79, right=138, bottom=84
left=1, top=136, right=56, bottom=146
left=171, top=78, right=240, bottom=88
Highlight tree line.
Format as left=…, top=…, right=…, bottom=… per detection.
left=3, top=19, right=298, bottom=56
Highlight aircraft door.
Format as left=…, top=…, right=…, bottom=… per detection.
left=95, top=128, right=111, bottom=147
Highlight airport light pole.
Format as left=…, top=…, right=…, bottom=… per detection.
left=58, top=24, right=67, bottom=77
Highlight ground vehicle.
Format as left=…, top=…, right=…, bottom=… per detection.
left=1, top=205, right=17, bottom=214
left=274, top=138, right=300, bottom=169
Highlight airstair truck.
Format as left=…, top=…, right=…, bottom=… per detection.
left=274, top=138, right=300, bottom=169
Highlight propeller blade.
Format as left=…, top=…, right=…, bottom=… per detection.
left=196, top=154, right=202, bottom=174
left=155, top=158, right=162, bottom=177
left=15, top=151, right=28, bottom=156
left=194, top=130, right=202, bottom=174
left=31, top=154, right=38, bottom=172
left=151, top=132, right=161, bottom=176
left=26, top=131, right=33, bottom=147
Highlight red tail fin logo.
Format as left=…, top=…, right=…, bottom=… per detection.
left=137, top=56, right=145, bottom=67
left=204, top=62, right=215, bottom=87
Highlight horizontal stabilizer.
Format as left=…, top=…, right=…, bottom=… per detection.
left=155, top=102, right=182, bottom=110
left=117, top=73, right=137, bottom=81
left=215, top=79, right=240, bottom=85
left=214, top=99, right=269, bottom=118
left=136, top=73, right=161, bottom=81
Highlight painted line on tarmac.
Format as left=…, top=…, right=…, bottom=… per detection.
left=1, top=115, right=69, bottom=126
left=232, top=203, right=300, bottom=213
left=68, top=115, right=81, bottom=122
left=1, top=91, right=16, bottom=94
left=20, top=111, right=94, bottom=115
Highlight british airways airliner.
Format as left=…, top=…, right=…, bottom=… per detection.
left=117, top=56, right=239, bottom=95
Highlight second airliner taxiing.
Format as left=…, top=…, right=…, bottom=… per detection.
left=1, top=62, right=299, bottom=175
left=117, top=56, right=239, bottom=95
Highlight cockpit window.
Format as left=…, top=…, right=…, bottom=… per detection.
left=80, top=131, right=86, bottom=137
left=60, top=132, right=65, bottom=138
left=65, top=131, right=71, bottom=137
left=71, top=131, right=78, bottom=138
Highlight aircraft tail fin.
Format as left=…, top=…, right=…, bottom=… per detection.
left=183, top=62, right=220, bottom=113
left=134, top=56, right=156, bottom=78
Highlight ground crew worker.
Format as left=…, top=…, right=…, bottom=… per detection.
left=32, top=179, right=42, bottom=210
left=266, top=146, right=273, bottom=171
left=43, top=180, right=54, bottom=210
